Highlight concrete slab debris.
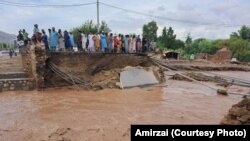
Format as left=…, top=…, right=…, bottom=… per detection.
left=119, top=67, right=159, bottom=88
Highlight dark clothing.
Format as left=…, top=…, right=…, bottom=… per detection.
left=114, top=45, right=117, bottom=53
left=121, top=47, right=126, bottom=53
left=42, top=34, right=49, bottom=50
left=86, top=39, right=89, bottom=49
left=142, top=38, right=147, bottom=53
left=77, top=42, right=83, bottom=51
left=17, top=33, right=23, bottom=41
left=64, top=33, right=71, bottom=49
left=23, top=32, right=29, bottom=46
left=77, top=33, right=83, bottom=51
left=136, top=38, right=141, bottom=53
left=9, top=50, right=13, bottom=58
left=121, top=40, right=125, bottom=53
left=36, top=32, right=42, bottom=43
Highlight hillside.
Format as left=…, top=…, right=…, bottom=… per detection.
left=0, top=31, right=16, bottom=44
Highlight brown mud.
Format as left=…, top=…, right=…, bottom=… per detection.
left=163, top=60, right=250, bottom=71
left=45, top=53, right=164, bottom=89
left=221, top=98, right=250, bottom=125
left=0, top=56, right=23, bottom=73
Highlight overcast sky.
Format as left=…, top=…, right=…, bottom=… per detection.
left=0, top=0, right=249, bottom=40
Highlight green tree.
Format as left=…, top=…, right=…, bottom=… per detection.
left=158, top=27, right=176, bottom=49
left=0, top=43, right=13, bottom=50
left=228, top=38, right=250, bottom=62
left=99, top=21, right=111, bottom=33
left=174, top=39, right=185, bottom=49
left=230, top=25, right=250, bottom=40
left=198, top=39, right=217, bottom=54
left=228, top=25, right=250, bottom=62
left=212, top=39, right=227, bottom=47
left=239, top=25, right=250, bottom=40
left=230, top=32, right=240, bottom=39
left=70, top=20, right=111, bottom=42
left=142, top=21, right=158, bottom=41
left=184, top=33, right=192, bottom=53
left=71, top=20, right=112, bottom=35
left=185, top=33, right=192, bottom=46
left=3, top=43, right=7, bottom=49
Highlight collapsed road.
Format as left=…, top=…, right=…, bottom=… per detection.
left=152, top=58, right=250, bottom=97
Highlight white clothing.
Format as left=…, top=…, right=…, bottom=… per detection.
left=82, top=33, right=87, bottom=50
left=88, top=34, right=95, bottom=53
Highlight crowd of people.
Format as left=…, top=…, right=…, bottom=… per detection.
left=17, top=24, right=156, bottom=53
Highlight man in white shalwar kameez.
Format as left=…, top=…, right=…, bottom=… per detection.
left=88, top=33, right=95, bottom=53
left=82, top=33, right=87, bottom=51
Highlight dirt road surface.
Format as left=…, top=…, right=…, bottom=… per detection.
left=0, top=55, right=23, bottom=73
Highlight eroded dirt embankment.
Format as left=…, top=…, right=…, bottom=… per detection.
left=45, top=53, right=163, bottom=88
left=221, top=98, right=250, bottom=125
left=162, top=60, right=250, bottom=71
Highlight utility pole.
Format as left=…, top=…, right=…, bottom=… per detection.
left=97, top=0, right=100, bottom=33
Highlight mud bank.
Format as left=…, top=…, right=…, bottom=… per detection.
left=221, top=98, right=250, bottom=125
left=45, top=53, right=163, bottom=89
left=163, top=60, right=250, bottom=71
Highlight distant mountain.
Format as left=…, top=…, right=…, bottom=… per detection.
left=0, top=31, right=16, bottom=44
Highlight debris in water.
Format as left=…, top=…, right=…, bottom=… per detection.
left=119, top=67, right=159, bottom=89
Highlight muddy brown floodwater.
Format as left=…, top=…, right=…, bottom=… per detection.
left=0, top=72, right=248, bottom=141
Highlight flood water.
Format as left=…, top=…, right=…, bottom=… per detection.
left=0, top=73, right=246, bottom=141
